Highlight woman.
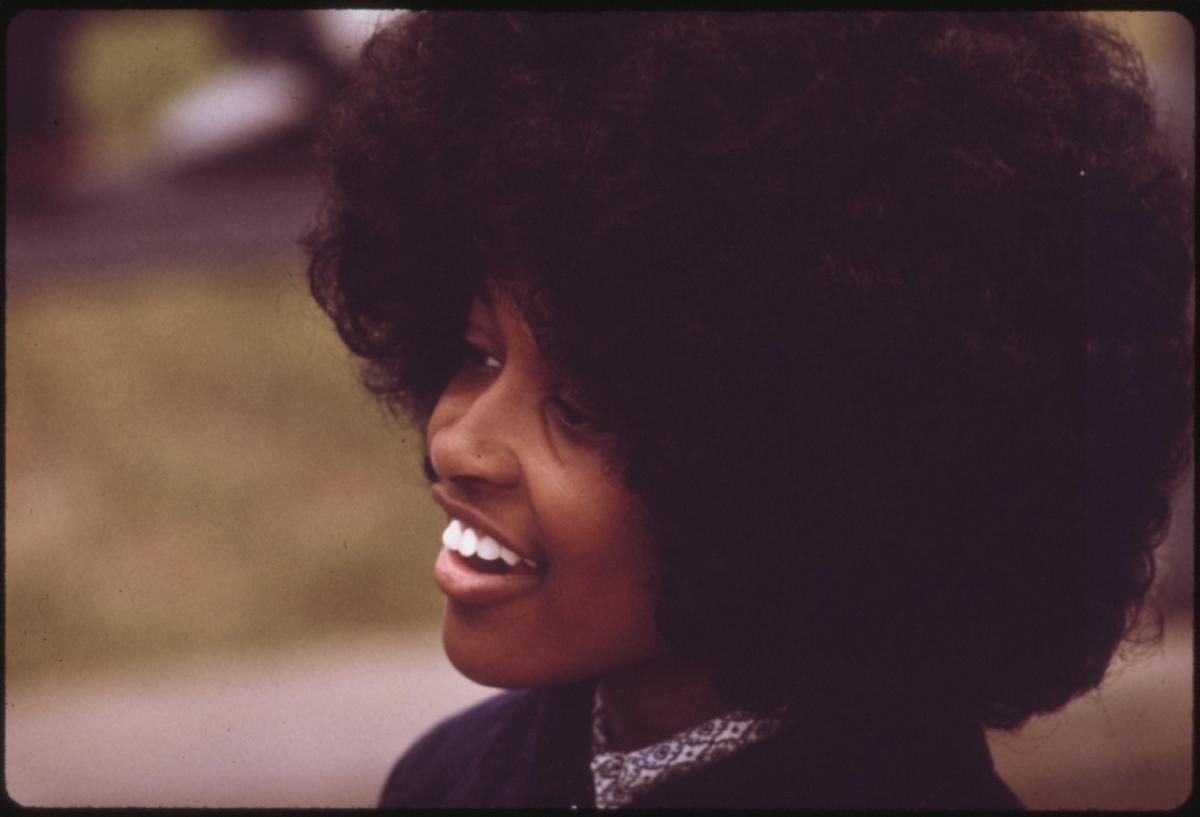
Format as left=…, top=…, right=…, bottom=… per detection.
left=304, top=12, right=1193, bottom=809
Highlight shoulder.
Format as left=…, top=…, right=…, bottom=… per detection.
left=636, top=705, right=1024, bottom=810
left=378, top=688, right=547, bottom=808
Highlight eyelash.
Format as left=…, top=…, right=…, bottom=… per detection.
left=462, top=341, right=501, bottom=371
left=549, top=396, right=594, bottom=430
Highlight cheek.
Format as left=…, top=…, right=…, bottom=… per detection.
left=542, top=490, right=663, bottom=640
left=441, top=585, right=662, bottom=688
left=442, top=491, right=665, bottom=688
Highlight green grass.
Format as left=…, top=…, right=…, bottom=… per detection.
left=5, top=264, right=446, bottom=684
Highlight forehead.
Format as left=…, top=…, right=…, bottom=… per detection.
left=480, top=272, right=539, bottom=312
left=470, top=282, right=539, bottom=346
left=474, top=275, right=548, bottom=333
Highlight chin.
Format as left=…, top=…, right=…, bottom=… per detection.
left=440, top=608, right=627, bottom=690
left=440, top=607, right=667, bottom=692
left=441, top=610, right=551, bottom=689
left=444, top=648, right=534, bottom=689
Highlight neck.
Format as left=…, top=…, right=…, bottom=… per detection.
left=598, top=657, right=724, bottom=752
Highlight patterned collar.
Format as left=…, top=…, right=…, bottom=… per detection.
left=588, top=687, right=789, bottom=809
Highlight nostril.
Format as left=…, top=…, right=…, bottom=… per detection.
left=422, top=454, right=438, bottom=483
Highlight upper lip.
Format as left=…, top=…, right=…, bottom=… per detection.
left=430, top=482, right=540, bottom=565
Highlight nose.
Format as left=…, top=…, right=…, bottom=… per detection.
left=427, top=377, right=522, bottom=490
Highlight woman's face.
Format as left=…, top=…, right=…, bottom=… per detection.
left=426, top=287, right=666, bottom=688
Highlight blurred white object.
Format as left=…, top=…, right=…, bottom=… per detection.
left=155, top=59, right=321, bottom=170
left=150, top=11, right=406, bottom=174
left=309, top=9, right=409, bottom=69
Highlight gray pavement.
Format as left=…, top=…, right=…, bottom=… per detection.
left=5, top=628, right=493, bottom=808
left=5, top=615, right=1191, bottom=808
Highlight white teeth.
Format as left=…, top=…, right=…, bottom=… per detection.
left=441, top=518, right=539, bottom=570
left=460, top=527, right=478, bottom=557
left=476, top=535, right=501, bottom=561
left=442, top=519, right=462, bottom=550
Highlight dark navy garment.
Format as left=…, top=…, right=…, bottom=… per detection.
left=378, top=680, right=1024, bottom=809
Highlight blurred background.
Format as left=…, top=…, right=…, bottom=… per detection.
left=4, top=10, right=1193, bottom=808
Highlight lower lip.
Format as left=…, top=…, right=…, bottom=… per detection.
left=434, top=547, right=543, bottom=606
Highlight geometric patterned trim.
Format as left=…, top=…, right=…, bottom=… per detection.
left=589, top=687, right=788, bottom=809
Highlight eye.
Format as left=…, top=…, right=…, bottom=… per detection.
left=462, top=340, right=502, bottom=371
left=549, top=395, right=598, bottom=431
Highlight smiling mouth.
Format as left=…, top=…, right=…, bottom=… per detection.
left=441, top=519, right=540, bottom=575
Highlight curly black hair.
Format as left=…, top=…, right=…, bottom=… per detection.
left=304, top=12, right=1193, bottom=730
